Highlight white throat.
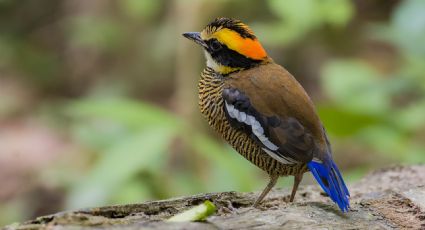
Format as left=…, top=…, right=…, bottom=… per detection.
left=204, top=51, right=221, bottom=72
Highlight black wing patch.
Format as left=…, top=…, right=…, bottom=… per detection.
left=222, top=87, right=315, bottom=164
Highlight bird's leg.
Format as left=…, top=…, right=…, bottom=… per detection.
left=253, top=174, right=279, bottom=207
left=289, top=173, right=304, bottom=202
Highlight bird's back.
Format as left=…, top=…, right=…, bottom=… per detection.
left=226, top=61, right=326, bottom=150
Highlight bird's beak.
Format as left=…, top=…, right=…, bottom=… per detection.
left=183, top=32, right=207, bottom=48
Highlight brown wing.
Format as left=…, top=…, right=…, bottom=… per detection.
left=223, top=62, right=325, bottom=164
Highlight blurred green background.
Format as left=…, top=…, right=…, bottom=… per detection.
left=1, top=0, right=425, bottom=225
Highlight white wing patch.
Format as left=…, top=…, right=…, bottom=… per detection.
left=225, top=101, right=298, bottom=165
left=225, top=101, right=278, bottom=150
left=312, top=157, right=323, bottom=163
left=262, top=148, right=297, bottom=165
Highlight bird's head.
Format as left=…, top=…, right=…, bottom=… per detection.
left=183, top=17, right=268, bottom=75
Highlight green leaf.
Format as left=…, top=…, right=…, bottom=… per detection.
left=261, top=0, right=318, bottom=45
left=321, top=59, right=390, bottom=114
left=269, top=0, right=318, bottom=27
left=191, top=135, right=260, bottom=192
left=66, top=126, right=176, bottom=209
left=65, top=97, right=180, bottom=151
left=259, top=0, right=353, bottom=45
left=66, top=98, right=179, bottom=130
left=67, top=16, right=125, bottom=50
left=394, top=99, right=425, bottom=132
left=319, top=0, right=353, bottom=27
left=111, top=179, right=153, bottom=204
left=318, top=105, right=381, bottom=137
left=392, top=0, right=425, bottom=56
left=167, top=201, right=216, bottom=222
left=357, top=126, right=407, bottom=160
left=119, top=0, right=160, bottom=20
left=371, top=0, right=425, bottom=58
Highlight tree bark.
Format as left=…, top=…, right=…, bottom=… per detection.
left=5, top=165, right=425, bottom=229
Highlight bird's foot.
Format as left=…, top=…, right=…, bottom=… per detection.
left=281, top=195, right=293, bottom=203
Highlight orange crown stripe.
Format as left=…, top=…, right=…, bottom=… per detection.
left=214, top=28, right=267, bottom=60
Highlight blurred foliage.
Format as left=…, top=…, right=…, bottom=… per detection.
left=64, top=98, right=180, bottom=208
left=319, top=0, right=425, bottom=165
left=1, top=0, right=425, bottom=226
left=255, top=0, right=354, bottom=45
left=61, top=96, right=261, bottom=209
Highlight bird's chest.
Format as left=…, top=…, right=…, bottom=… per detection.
left=198, top=72, right=226, bottom=129
left=198, top=69, right=244, bottom=138
left=197, top=69, right=302, bottom=176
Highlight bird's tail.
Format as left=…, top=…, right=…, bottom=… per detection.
left=307, top=158, right=350, bottom=212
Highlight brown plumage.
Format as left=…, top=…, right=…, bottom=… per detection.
left=184, top=17, right=350, bottom=211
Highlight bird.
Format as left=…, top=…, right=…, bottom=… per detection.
left=183, top=17, right=350, bottom=212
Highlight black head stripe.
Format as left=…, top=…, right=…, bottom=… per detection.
left=206, top=17, right=256, bottom=39
left=206, top=39, right=261, bottom=69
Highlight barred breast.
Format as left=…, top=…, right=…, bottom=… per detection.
left=198, top=68, right=305, bottom=176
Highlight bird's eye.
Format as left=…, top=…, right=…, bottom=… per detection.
left=210, top=40, right=222, bottom=51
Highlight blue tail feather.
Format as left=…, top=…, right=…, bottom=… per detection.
left=307, top=159, right=350, bottom=212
